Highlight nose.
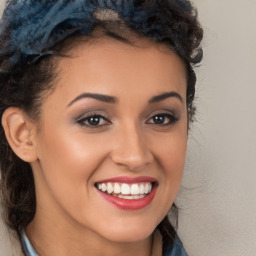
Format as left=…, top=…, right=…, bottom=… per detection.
left=110, top=124, right=154, bottom=171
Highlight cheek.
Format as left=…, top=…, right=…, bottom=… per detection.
left=160, top=142, right=186, bottom=190
left=34, top=125, right=110, bottom=205
left=33, top=128, right=115, bottom=227
left=37, top=125, right=106, bottom=174
left=151, top=126, right=187, bottom=208
left=152, top=122, right=187, bottom=173
left=166, top=133, right=187, bottom=183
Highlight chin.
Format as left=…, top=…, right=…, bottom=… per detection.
left=105, top=229, right=153, bottom=243
left=97, top=218, right=158, bottom=243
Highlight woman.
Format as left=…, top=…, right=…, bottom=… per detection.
left=0, top=0, right=203, bottom=255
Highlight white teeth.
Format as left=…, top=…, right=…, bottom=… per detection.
left=145, top=183, right=149, bottom=194
left=130, top=184, right=140, bottom=195
left=139, top=184, right=145, bottom=194
left=101, top=183, right=107, bottom=192
left=115, top=194, right=145, bottom=199
left=121, top=184, right=130, bottom=195
left=96, top=182, right=153, bottom=197
left=107, top=183, right=113, bottom=194
left=114, top=183, right=121, bottom=194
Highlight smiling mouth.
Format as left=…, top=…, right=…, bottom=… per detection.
left=95, top=182, right=154, bottom=200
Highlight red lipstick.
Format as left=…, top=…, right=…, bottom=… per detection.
left=95, top=176, right=157, bottom=210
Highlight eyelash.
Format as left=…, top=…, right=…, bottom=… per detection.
left=76, top=112, right=179, bottom=129
left=77, top=113, right=111, bottom=128
left=146, top=112, right=179, bottom=127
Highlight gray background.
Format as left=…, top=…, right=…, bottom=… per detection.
left=177, top=1, right=256, bottom=255
left=1, top=1, right=256, bottom=255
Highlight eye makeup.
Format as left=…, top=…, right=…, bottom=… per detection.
left=68, top=94, right=184, bottom=132
left=146, top=112, right=179, bottom=126
left=76, top=112, right=111, bottom=128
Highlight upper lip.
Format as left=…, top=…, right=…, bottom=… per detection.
left=95, top=176, right=157, bottom=184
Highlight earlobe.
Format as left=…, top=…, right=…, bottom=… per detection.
left=1, top=107, right=38, bottom=163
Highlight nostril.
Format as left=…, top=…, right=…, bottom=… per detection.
left=109, top=128, right=154, bottom=170
left=113, top=157, right=152, bottom=172
left=110, top=148, right=154, bottom=171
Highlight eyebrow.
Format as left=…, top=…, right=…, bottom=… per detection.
left=67, top=90, right=183, bottom=108
left=148, top=91, right=183, bottom=104
left=67, top=93, right=117, bottom=107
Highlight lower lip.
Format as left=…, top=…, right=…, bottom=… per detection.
left=96, top=185, right=157, bottom=210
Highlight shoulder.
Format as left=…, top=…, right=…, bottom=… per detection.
left=164, top=237, right=188, bottom=256
left=0, top=203, right=24, bottom=256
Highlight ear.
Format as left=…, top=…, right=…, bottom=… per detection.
left=1, top=107, right=38, bottom=163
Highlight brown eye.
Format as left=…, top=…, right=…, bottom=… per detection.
left=87, top=116, right=101, bottom=126
left=147, top=113, right=178, bottom=126
left=153, top=115, right=166, bottom=124
left=77, top=114, right=110, bottom=127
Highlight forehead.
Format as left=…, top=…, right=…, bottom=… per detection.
left=50, top=37, right=187, bottom=105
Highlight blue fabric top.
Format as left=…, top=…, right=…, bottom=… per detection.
left=21, top=231, right=188, bottom=256
left=21, top=231, right=38, bottom=256
left=165, top=239, right=188, bottom=256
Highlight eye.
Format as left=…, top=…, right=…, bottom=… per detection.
left=147, top=113, right=178, bottom=126
left=77, top=114, right=110, bottom=127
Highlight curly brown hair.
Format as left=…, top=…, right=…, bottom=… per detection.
left=0, top=0, right=203, bottom=252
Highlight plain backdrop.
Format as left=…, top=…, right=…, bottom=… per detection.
left=0, top=1, right=256, bottom=256
left=176, top=1, right=256, bottom=255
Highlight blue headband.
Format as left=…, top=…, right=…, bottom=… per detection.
left=0, top=0, right=192, bottom=72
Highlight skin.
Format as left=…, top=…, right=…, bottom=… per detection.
left=20, top=37, right=187, bottom=256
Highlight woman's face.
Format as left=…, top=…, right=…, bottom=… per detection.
left=30, top=37, right=188, bottom=242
